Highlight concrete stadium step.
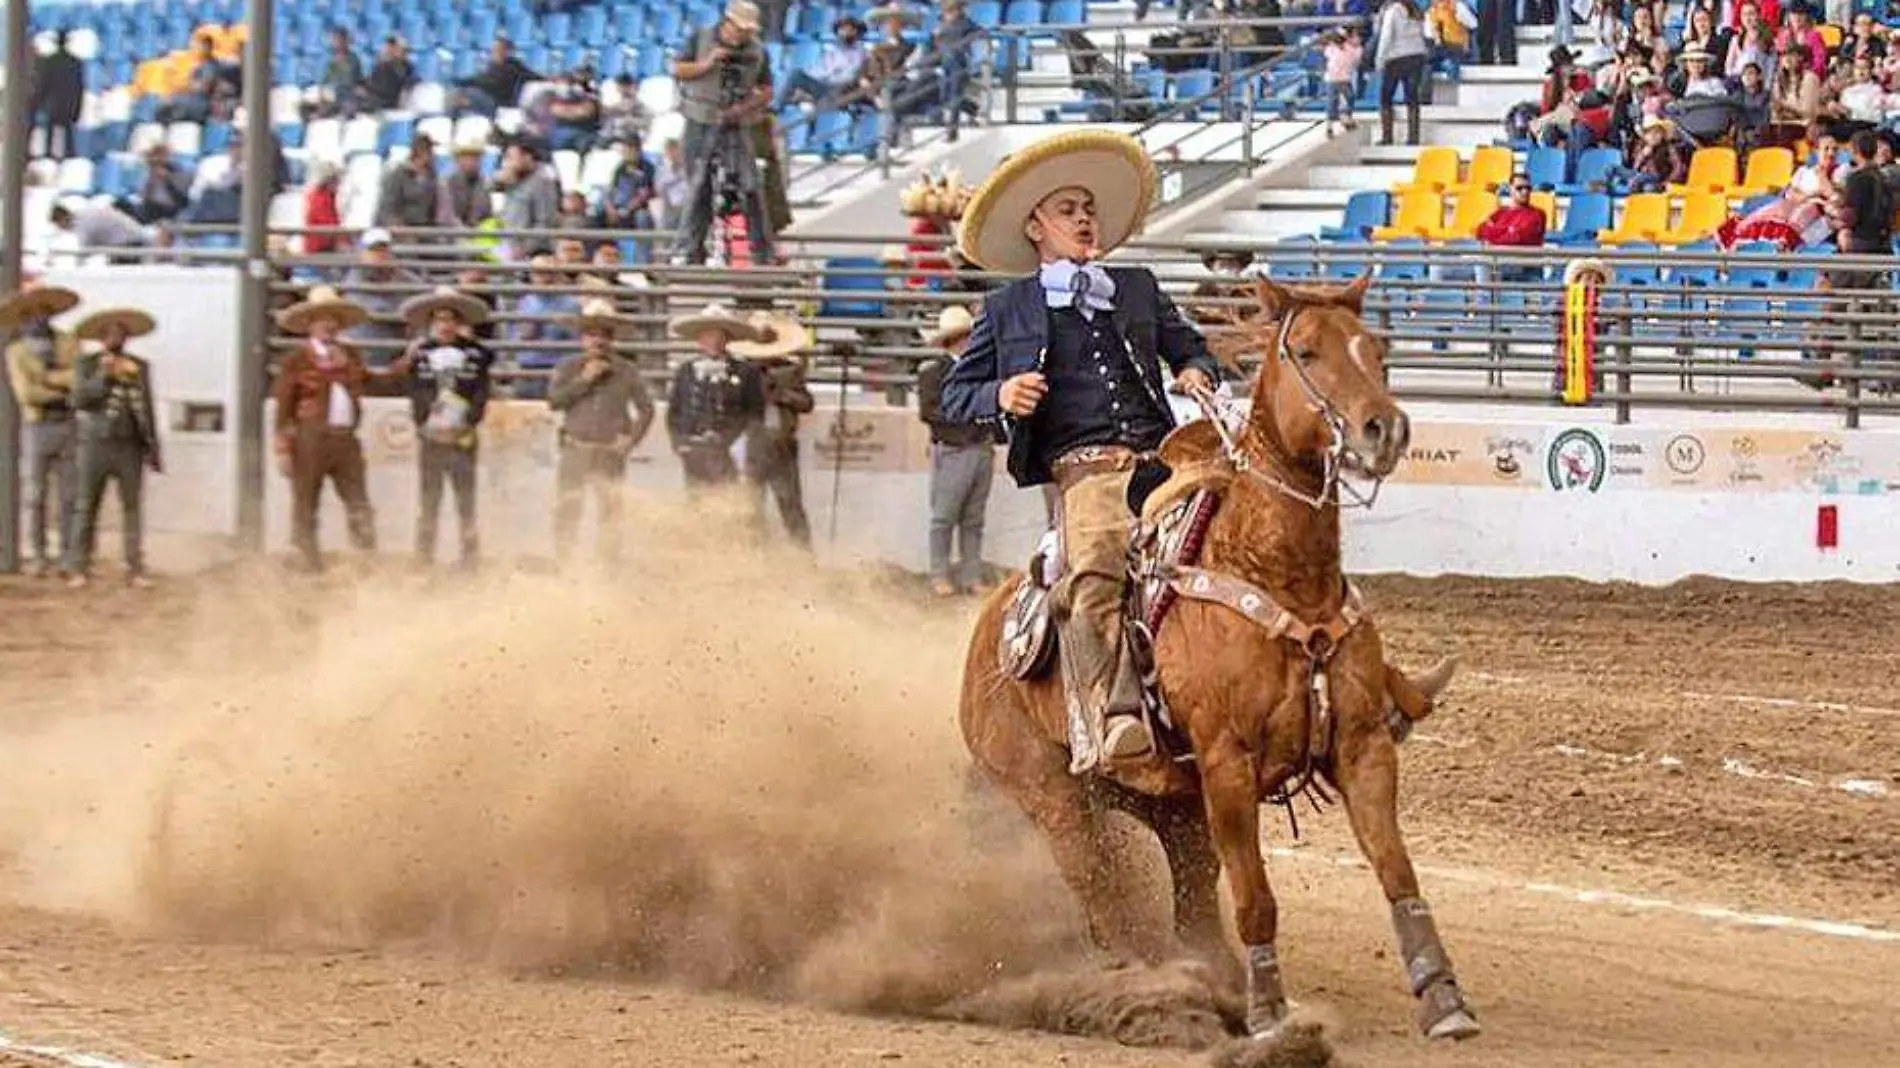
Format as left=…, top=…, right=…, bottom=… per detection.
left=1306, top=162, right=1415, bottom=190
left=1451, top=65, right=1550, bottom=114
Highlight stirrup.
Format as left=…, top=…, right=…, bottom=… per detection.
left=1102, top=714, right=1155, bottom=762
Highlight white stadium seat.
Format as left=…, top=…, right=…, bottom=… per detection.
left=99, top=87, right=133, bottom=124
left=127, top=122, right=165, bottom=156
left=26, top=158, right=59, bottom=189
left=492, top=107, right=523, bottom=135
left=407, top=82, right=448, bottom=117
left=303, top=118, right=343, bottom=164
left=339, top=153, right=387, bottom=229
left=552, top=150, right=581, bottom=194
left=268, top=191, right=305, bottom=230
left=64, top=27, right=99, bottom=60
left=636, top=75, right=677, bottom=117
left=270, top=85, right=304, bottom=125
left=164, top=121, right=202, bottom=157
left=341, top=116, right=383, bottom=156
left=450, top=115, right=492, bottom=150
left=579, top=148, right=619, bottom=194
left=416, top=115, right=454, bottom=150
left=56, top=158, right=95, bottom=195
left=649, top=110, right=685, bottom=147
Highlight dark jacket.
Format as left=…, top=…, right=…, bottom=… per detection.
left=939, top=267, right=1219, bottom=487
left=31, top=51, right=84, bottom=124
left=402, top=338, right=495, bottom=441
left=666, top=355, right=765, bottom=452
left=71, top=350, right=161, bottom=469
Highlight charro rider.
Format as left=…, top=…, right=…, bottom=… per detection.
left=940, top=129, right=1221, bottom=773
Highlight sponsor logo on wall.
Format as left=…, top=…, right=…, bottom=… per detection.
left=1546, top=428, right=1608, bottom=492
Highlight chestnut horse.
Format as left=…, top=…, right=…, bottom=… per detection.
left=959, top=274, right=1480, bottom=1043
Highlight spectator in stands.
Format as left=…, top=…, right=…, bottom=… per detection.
left=1322, top=27, right=1363, bottom=137
left=656, top=137, right=690, bottom=231
left=1475, top=173, right=1547, bottom=281
left=1778, top=4, right=1828, bottom=77
left=362, top=35, right=417, bottom=113
left=891, top=0, right=983, bottom=144
left=1622, top=5, right=1663, bottom=57
left=1679, top=49, right=1728, bottom=98
left=30, top=30, right=84, bottom=161
left=378, top=134, right=440, bottom=231
left=1425, top=1, right=1472, bottom=89
left=599, top=74, right=651, bottom=144
left=555, top=236, right=592, bottom=277
left=303, top=161, right=344, bottom=256
left=1824, top=54, right=1894, bottom=139
left=1607, top=115, right=1687, bottom=193
left=1737, top=62, right=1772, bottom=146
left=493, top=140, right=561, bottom=260
left=548, top=69, right=604, bottom=153
left=671, top=0, right=778, bottom=266
left=1473, top=0, right=1514, bottom=67
left=453, top=36, right=541, bottom=117
left=1726, top=0, right=1779, bottom=31
left=509, top=254, right=581, bottom=399
left=916, top=305, right=993, bottom=596
left=1769, top=44, right=1824, bottom=144
left=1373, top=0, right=1430, bottom=146
left=547, top=298, right=654, bottom=566
left=182, top=135, right=245, bottom=226
left=598, top=137, right=658, bottom=259
left=162, top=35, right=234, bottom=124
left=453, top=268, right=501, bottom=343
left=1723, top=1, right=1776, bottom=82
left=125, top=145, right=192, bottom=225
left=1824, top=130, right=1893, bottom=291
left=1842, top=13, right=1888, bottom=66
left=49, top=203, right=153, bottom=262
left=779, top=14, right=869, bottom=110
left=1530, top=46, right=1599, bottom=152
left=316, top=28, right=364, bottom=118
left=342, top=228, right=426, bottom=360
left=2, top=282, right=82, bottom=578
left=63, top=307, right=162, bottom=589
left=439, top=141, right=493, bottom=229
left=843, top=6, right=918, bottom=111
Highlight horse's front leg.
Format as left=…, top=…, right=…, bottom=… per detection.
left=1199, top=746, right=1287, bottom=1037
left=1332, top=702, right=1482, bottom=1041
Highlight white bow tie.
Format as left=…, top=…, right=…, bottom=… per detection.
left=1039, top=260, right=1116, bottom=319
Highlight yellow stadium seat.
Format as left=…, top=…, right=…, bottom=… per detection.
left=1818, top=24, right=1844, bottom=49
left=1597, top=193, right=1670, bottom=245
left=1371, top=190, right=1445, bottom=241
left=1733, top=147, right=1796, bottom=197
left=1530, top=191, right=1558, bottom=229
left=1428, top=188, right=1499, bottom=241
left=1451, top=145, right=1515, bottom=194
left=1666, top=147, right=1738, bottom=197
left=1394, top=146, right=1461, bottom=195
left=1659, top=193, right=1728, bottom=245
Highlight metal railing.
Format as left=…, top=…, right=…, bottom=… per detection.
left=43, top=223, right=1900, bottom=428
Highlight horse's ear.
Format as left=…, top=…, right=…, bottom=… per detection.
left=1339, top=271, right=1373, bottom=312
left=1252, top=277, right=1292, bottom=319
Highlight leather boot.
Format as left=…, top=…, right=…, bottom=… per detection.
left=1054, top=615, right=1153, bottom=773
left=1406, top=98, right=1422, bottom=146
left=1379, top=105, right=1395, bottom=146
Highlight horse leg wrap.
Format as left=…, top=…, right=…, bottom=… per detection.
left=1244, top=943, right=1290, bottom=1036
left=1391, top=897, right=1478, bottom=1037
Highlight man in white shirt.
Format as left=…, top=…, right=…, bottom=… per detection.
left=776, top=15, right=868, bottom=109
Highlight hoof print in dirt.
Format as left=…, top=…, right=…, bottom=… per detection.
left=1209, top=1019, right=1336, bottom=1068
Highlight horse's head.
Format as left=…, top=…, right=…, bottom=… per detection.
left=1217, top=273, right=1409, bottom=482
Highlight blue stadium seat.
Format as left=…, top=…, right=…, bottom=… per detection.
left=846, top=110, right=881, bottom=157
left=1550, top=193, right=1611, bottom=247
left=614, top=7, right=647, bottom=41
left=1525, top=146, right=1565, bottom=192
left=577, top=6, right=608, bottom=43
left=790, top=39, right=823, bottom=71
left=1003, top=0, right=1045, bottom=25
left=1557, top=147, right=1621, bottom=196
left=967, top=1, right=1004, bottom=28
left=379, top=117, right=416, bottom=154
left=1319, top=191, right=1390, bottom=242
left=795, top=4, right=833, bottom=39
left=810, top=108, right=851, bottom=155
left=275, top=121, right=307, bottom=150
left=1047, top=0, right=1086, bottom=23
left=202, top=121, right=235, bottom=155
left=818, top=257, right=888, bottom=319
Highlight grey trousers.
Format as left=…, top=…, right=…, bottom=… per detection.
left=554, top=442, right=627, bottom=564
left=417, top=440, right=478, bottom=564
left=24, top=419, right=78, bottom=567
left=928, top=442, right=994, bottom=586
left=66, top=436, right=146, bottom=575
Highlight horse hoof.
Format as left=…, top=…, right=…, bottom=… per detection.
left=1426, top=1009, right=1482, bottom=1041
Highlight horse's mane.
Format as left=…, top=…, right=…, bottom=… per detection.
left=1203, top=275, right=1371, bottom=373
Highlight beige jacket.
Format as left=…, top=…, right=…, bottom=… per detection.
left=5, top=332, right=79, bottom=423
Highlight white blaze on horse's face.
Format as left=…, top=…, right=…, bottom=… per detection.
left=1255, top=275, right=1410, bottom=479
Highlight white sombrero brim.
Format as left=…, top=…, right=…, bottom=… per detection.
left=670, top=314, right=765, bottom=342
left=73, top=307, right=156, bottom=340
left=728, top=313, right=808, bottom=359
left=400, top=291, right=489, bottom=327
left=1563, top=258, right=1611, bottom=286
left=278, top=298, right=371, bottom=333
left=957, top=129, right=1157, bottom=275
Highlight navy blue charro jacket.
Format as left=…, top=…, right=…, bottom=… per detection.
left=937, top=267, right=1221, bottom=488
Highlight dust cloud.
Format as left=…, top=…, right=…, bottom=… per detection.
left=0, top=527, right=1281, bottom=1053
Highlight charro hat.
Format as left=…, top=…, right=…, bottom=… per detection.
left=923, top=305, right=974, bottom=347
left=72, top=307, right=156, bottom=341
left=277, top=285, right=371, bottom=333
left=570, top=297, right=639, bottom=336
left=867, top=4, right=922, bottom=25
left=957, top=128, right=1158, bottom=275
left=0, top=283, right=80, bottom=330
left=399, top=285, right=489, bottom=327
left=728, top=310, right=808, bottom=359
left=669, top=302, right=765, bottom=343
left=1563, top=258, right=1611, bottom=286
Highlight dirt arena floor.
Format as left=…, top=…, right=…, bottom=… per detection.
left=1, top=555, right=1897, bottom=1068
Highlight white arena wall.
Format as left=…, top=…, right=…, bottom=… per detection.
left=31, top=267, right=1900, bottom=585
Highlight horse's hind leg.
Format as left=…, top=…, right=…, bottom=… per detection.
left=1332, top=726, right=1482, bottom=1041
left=1151, top=795, right=1233, bottom=983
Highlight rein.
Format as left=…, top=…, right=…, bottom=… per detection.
left=1185, top=306, right=1384, bottom=512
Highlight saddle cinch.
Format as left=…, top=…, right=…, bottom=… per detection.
left=998, top=421, right=1429, bottom=770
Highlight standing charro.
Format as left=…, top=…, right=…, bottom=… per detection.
left=665, top=303, right=767, bottom=495
left=547, top=297, right=656, bottom=566
left=63, top=306, right=162, bottom=587
left=272, top=285, right=379, bottom=572
left=2, top=282, right=83, bottom=577
left=730, top=310, right=815, bottom=547
left=396, top=285, right=496, bottom=569
left=939, top=130, right=1221, bottom=773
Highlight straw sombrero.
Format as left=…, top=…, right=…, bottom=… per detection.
left=669, top=302, right=764, bottom=343
left=570, top=297, right=639, bottom=336
left=0, top=284, right=80, bottom=330
left=72, top=307, right=156, bottom=341
left=1563, top=258, right=1612, bottom=287
left=1678, top=47, right=1712, bottom=64
left=866, top=4, right=921, bottom=24
left=924, top=305, right=974, bottom=347
left=399, top=285, right=489, bottom=327
left=277, top=285, right=370, bottom=334
left=957, top=129, right=1158, bottom=275
left=728, top=311, right=808, bottom=359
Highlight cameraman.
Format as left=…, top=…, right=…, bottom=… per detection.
left=670, top=0, right=778, bottom=265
